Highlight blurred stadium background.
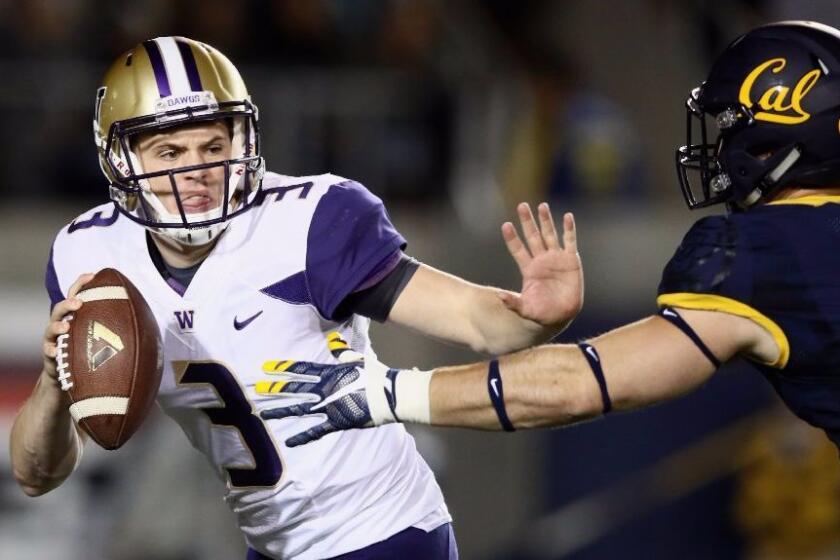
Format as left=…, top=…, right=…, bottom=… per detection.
left=2, top=1, right=840, bottom=559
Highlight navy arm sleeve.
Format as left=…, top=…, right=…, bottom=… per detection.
left=305, top=180, right=407, bottom=321
left=335, top=254, right=420, bottom=322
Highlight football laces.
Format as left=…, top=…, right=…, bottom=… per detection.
left=55, top=315, right=74, bottom=391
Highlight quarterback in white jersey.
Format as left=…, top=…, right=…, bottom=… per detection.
left=48, top=172, right=450, bottom=558
left=10, top=37, right=583, bottom=559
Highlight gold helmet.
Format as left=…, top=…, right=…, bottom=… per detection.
left=94, top=36, right=264, bottom=245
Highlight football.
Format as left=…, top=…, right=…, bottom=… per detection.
left=55, top=268, right=163, bottom=450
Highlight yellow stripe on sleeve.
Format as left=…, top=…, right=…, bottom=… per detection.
left=656, top=292, right=789, bottom=369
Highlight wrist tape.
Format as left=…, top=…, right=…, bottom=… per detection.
left=365, top=356, right=433, bottom=425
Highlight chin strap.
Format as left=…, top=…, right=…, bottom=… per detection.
left=150, top=221, right=229, bottom=246
left=742, top=145, right=802, bottom=207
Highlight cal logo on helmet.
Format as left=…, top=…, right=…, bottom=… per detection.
left=738, top=58, right=822, bottom=125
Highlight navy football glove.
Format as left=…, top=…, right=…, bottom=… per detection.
left=259, top=358, right=378, bottom=447
left=260, top=333, right=434, bottom=446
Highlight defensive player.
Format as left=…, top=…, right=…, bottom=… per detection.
left=9, top=38, right=584, bottom=559
left=262, top=21, right=840, bottom=457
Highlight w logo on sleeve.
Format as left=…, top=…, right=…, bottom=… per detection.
left=174, top=310, right=195, bottom=332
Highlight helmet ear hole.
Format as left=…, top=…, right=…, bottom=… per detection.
left=745, top=143, right=780, bottom=160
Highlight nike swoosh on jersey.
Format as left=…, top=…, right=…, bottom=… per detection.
left=234, top=310, right=264, bottom=330
left=585, top=345, right=599, bottom=362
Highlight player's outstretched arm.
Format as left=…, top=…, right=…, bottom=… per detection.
left=263, top=308, right=776, bottom=445
left=437, top=308, right=775, bottom=428
left=387, top=203, right=583, bottom=356
left=10, top=274, right=93, bottom=496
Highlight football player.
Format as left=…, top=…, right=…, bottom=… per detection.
left=263, top=21, right=840, bottom=459
left=9, top=38, right=583, bottom=559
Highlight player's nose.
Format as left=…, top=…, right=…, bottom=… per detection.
left=179, top=149, right=212, bottom=181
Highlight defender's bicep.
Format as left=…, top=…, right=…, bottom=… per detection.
left=591, top=310, right=755, bottom=411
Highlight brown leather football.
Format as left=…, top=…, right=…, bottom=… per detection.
left=55, top=268, right=162, bottom=450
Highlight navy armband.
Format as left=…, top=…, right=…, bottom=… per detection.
left=487, top=360, right=515, bottom=432
left=659, top=307, right=721, bottom=368
left=578, top=343, right=612, bottom=414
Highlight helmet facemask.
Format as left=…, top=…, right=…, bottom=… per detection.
left=99, top=97, right=264, bottom=245
left=676, top=87, right=803, bottom=211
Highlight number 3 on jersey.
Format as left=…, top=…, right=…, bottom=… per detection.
left=174, top=361, right=283, bottom=488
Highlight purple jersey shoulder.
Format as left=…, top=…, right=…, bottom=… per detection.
left=305, top=180, right=406, bottom=320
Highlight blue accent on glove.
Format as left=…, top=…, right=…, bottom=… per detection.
left=259, top=360, right=372, bottom=447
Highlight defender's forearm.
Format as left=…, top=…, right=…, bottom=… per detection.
left=10, top=372, right=81, bottom=496
left=429, top=344, right=603, bottom=430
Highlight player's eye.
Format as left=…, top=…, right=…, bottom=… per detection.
left=206, top=144, right=224, bottom=155
left=157, top=148, right=178, bottom=160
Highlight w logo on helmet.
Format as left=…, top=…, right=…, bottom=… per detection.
left=738, top=58, right=821, bottom=125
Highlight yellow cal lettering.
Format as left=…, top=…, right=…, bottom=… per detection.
left=758, top=85, right=790, bottom=112
left=738, top=58, right=821, bottom=125
left=739, top=58, right=786, bottom=107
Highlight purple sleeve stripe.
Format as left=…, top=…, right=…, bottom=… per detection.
left=45, top=246, right=64, bottom=311
left=176, top=39, right=203, bottom=91
left=143, top=40, right=171, bottom=97
left=305, top=180, right=408, bottom=320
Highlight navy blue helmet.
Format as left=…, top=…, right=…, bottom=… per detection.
left=677, top=21, right=840, bottom=209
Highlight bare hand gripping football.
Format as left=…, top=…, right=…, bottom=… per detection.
left=57, top=268, right=163, bottom=450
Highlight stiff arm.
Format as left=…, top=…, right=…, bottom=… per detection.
left=431, top=308, right=777, bottom=430
left=261, top=308, right=779, bottom=444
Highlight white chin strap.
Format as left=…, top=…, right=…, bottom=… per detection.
left=741, top=146, right=803, bottom=208
left=147, top=204, right=231, bottom=246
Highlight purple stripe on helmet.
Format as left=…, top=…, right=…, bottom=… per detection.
left=143, top=40, right=171, bottom=97
left=176, top=40, right=203, bottom=91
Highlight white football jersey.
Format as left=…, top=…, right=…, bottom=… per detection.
left=48, top=172, right=450, bottom=559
